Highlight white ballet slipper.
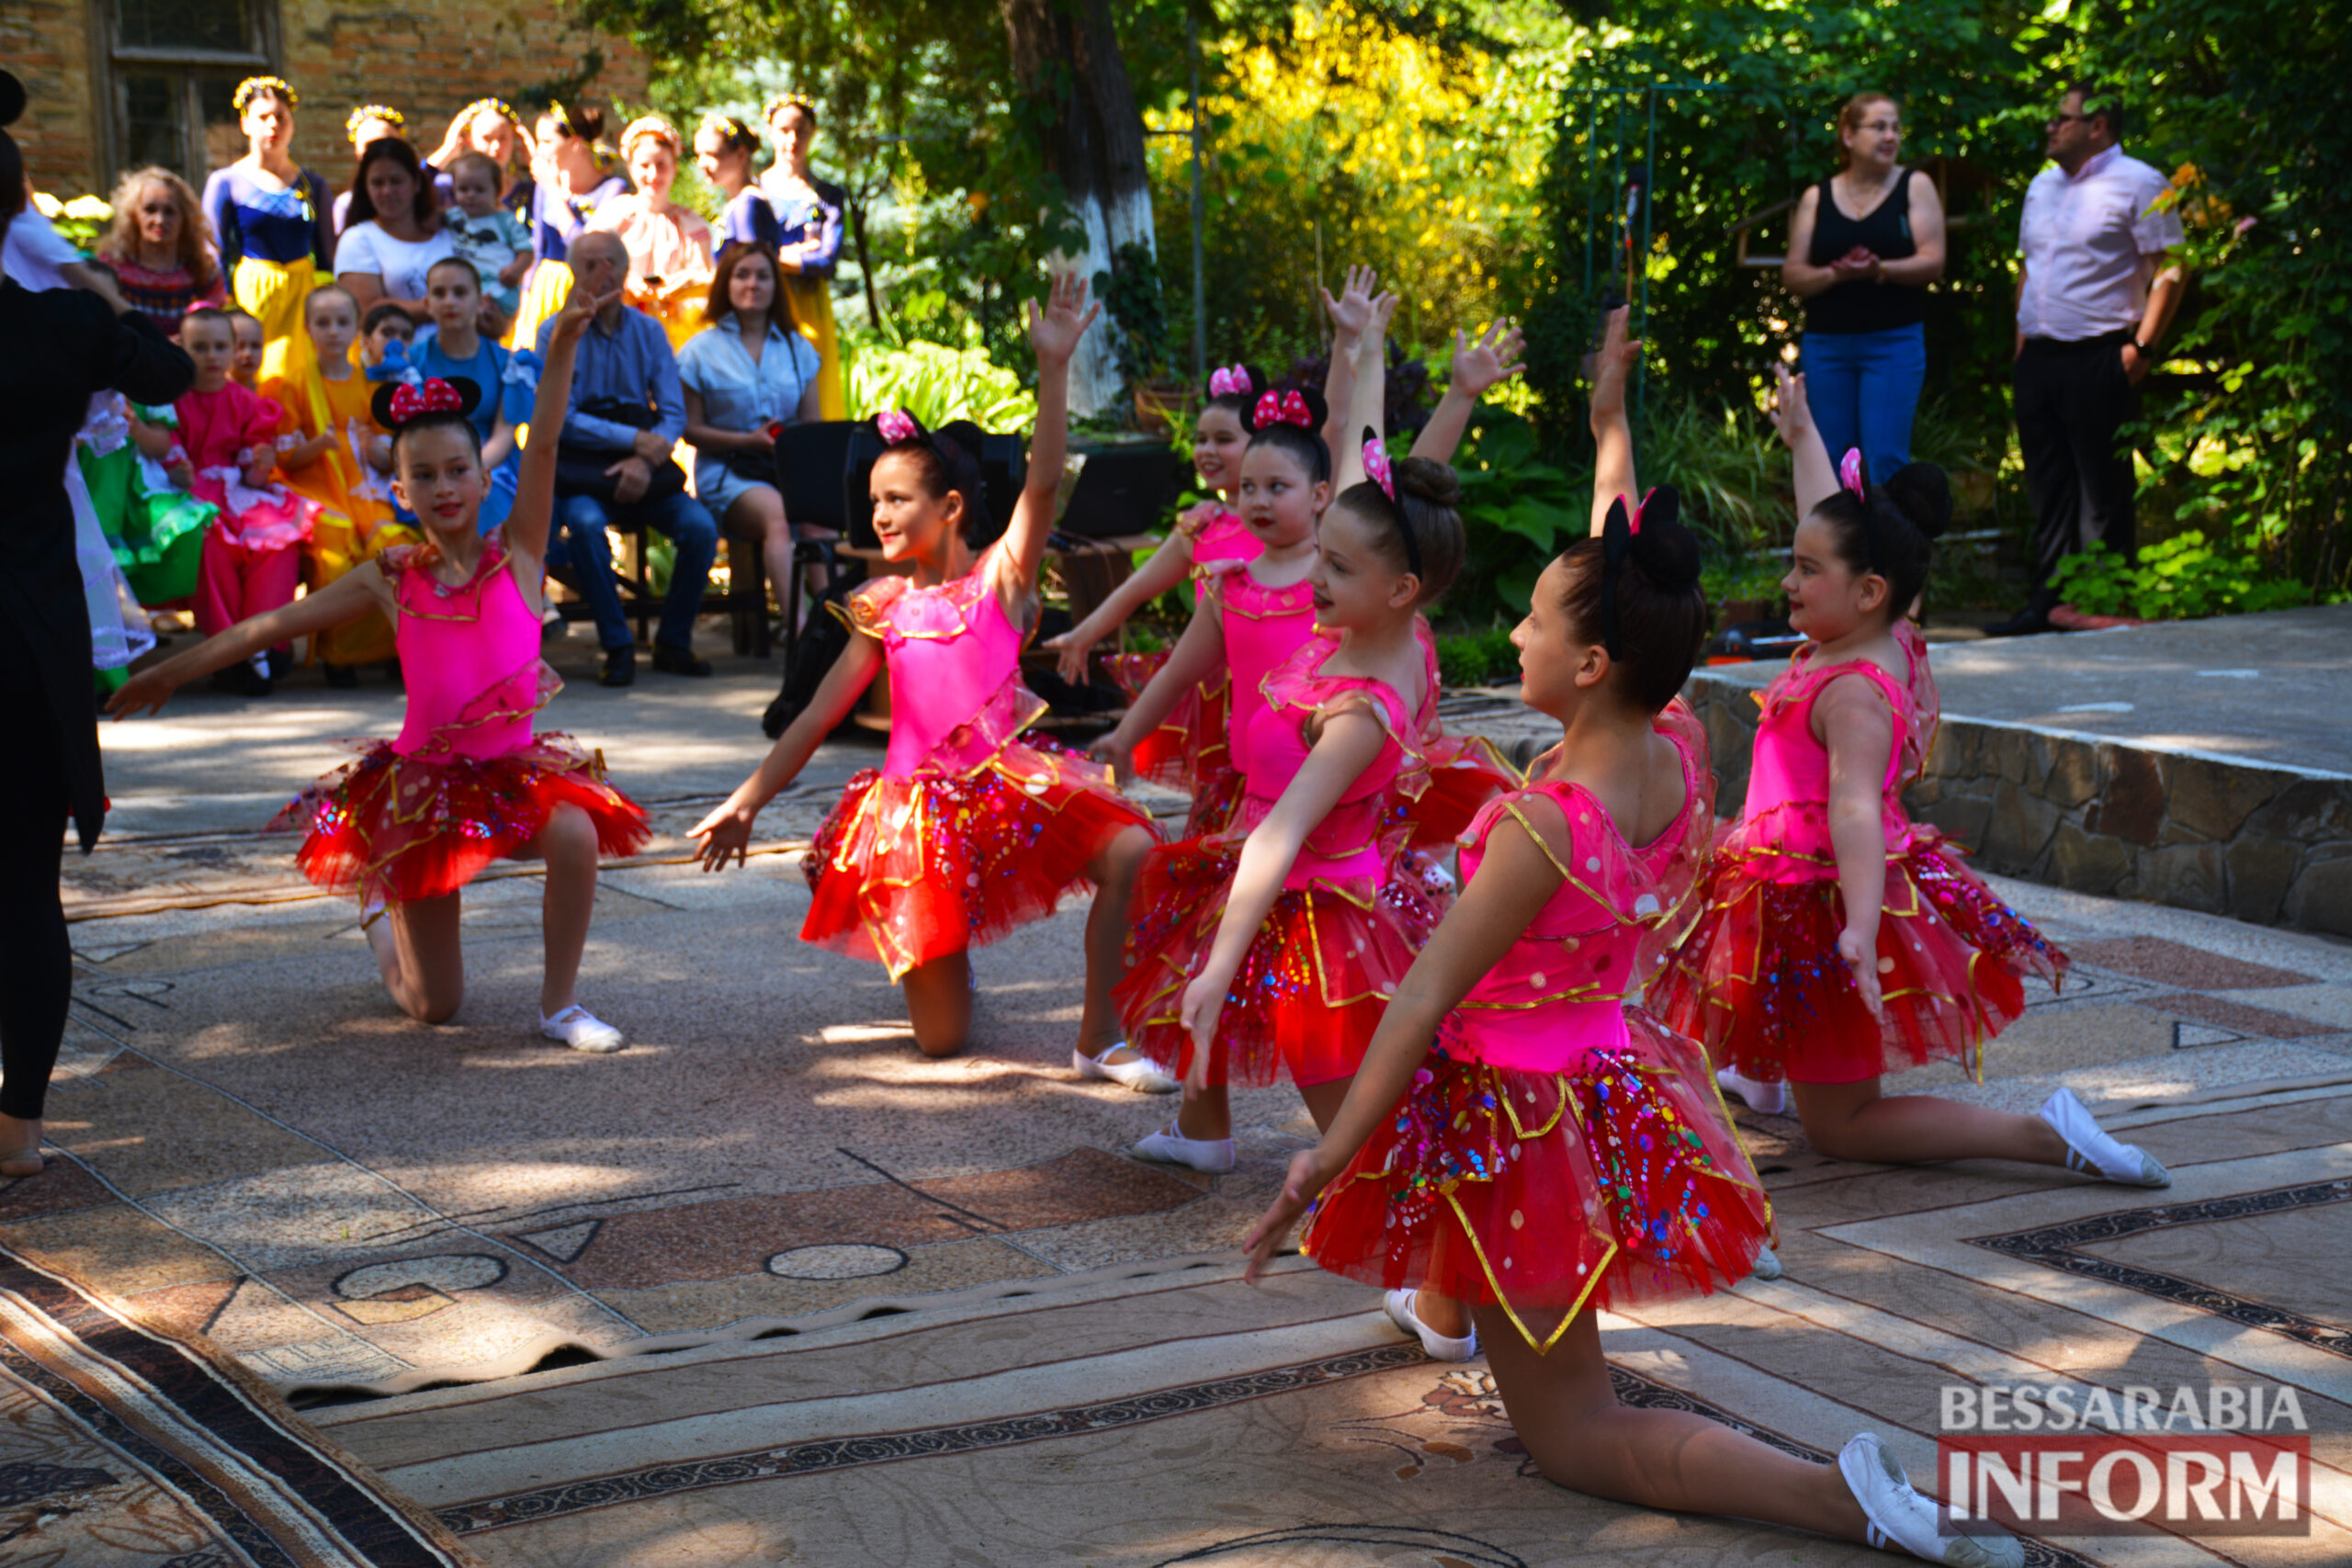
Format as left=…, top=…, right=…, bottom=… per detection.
left=1716, top=1065, right=1791, bottom=1116
left=1129, top=1122, right=1235, bottom=1173
left=1839, top=1432, right=2023, bottom=1567
left=1073, top=1043, right=1178, bottom=1094
left=1748, top=1244, right=1784, bottom=1281
left=540, top=1004, right=624, bottom=1055
left=1385, top=1288, right=1478, bottom=1361
left=2038, top=1087, right=2170, bottom=1187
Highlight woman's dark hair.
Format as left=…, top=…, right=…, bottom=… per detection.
left=1554, top=486, right=1711, bottom=713
left=1202, top=364, right=1267, bottom=419
left=347, top=137, right=438, bottom=231
left=1809, top=460, right=1952, bottom=616
left=0, top=71, right=24, bottom=226
left=1334, top=452, right=1465, bottom=606
left=360, top=299, right=413, bottom=338
left=1241, top=384, right=1329, bottom=484
left=543, top=102, right=607, bottom=142
left=373, top=376, right=484, bottom=457
left=873, top=412, right=988, bottom=542
left=702, top=238, right=801, bottom=334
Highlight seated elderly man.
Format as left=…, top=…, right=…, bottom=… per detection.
left=539, top=229, right=718, bottom=686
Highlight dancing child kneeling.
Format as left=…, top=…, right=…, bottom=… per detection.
left=689, top=274, right=1159, bottom=1067
left=108, top=285, right=650, bottom=1053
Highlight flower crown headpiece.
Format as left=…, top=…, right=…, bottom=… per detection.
left=764, top=93, right=817, bottom=124
left=461, top=97, right=517, bottom=128
left=621, top=115, right=682, bottom=159
left=699, top=110, right=756, bottom=146
left=346, top=104, right=404, bottom=141
left=232, top=76, right=297, bottom=114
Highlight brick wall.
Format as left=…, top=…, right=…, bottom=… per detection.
left=6, top=0, right=648, bottom=198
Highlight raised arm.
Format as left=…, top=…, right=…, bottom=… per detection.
left=1770, top=361, right=1838, bottom=521
left=998, top=271, right=1099, bottom=588
left=1317, top=264, right=1377, bottom=458
left=506, top=284, right=604, bottom=566
left=1329, top=291, right=1396, bottom=495
left=1242, top=805, right=1567, bottom=1275
left=1411, top=318, right=1525, bottom=464
left=1588, top=304, right=1641, bottom=536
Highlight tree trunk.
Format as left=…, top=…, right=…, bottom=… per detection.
left=1001, top=0, right=1155, bottom=418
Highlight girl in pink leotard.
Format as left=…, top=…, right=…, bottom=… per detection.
left=691, top=275, right=1160, bottom=1073
left=110, top=286, right=648, bottom=1054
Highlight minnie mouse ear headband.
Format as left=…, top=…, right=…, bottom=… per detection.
left=876, top=407, right=924, bottom=446
left=1357, top=426, right=1422, bottom=580
left=1204, top=363, right=1259, bottom=400
left=1598, top=486, right=1702, bottom=659
left=370, top=376, right=482, bottom=430
left=232, top=76, right=298, bottom=114
left=1247, top=388, right=1317, bottom=433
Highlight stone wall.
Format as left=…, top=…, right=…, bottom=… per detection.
left=1684, top=669, right=2352, bottom=940
left=4, top=0, right=647, bottom=198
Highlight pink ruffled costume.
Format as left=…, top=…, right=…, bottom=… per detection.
left=1306, top=703, right=1774, bottom=1348
left=802, top=546, right=1156, bottom=979
left=1651, top=623, right=2067, bottom=1085
left=1115, top=632, right=1444, bottom=1088
left=271, top=534, right=649, bottom=906
left=177, top=380, right=318, bottom=637
left=1104, top=510, right=1262, bottom=837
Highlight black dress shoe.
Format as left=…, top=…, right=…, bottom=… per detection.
left=266, top=648, right=291, bottom=679
left=322, top=661, right=359, bottom=689
left=650, top=643, right=714, bottom=677
left=600, top=649, right=637, bottom=687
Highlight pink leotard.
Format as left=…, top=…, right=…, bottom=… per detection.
left=388, top=538, right=545, bottom=761
left=1237, top=631, right=1419, bottom=889
left=1209, top=558, right=1316, bottom=782
left=859, top=546, right=1042, bottom=781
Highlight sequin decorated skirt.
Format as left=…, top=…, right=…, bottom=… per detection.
left=1396, top=734, right=1521, bottom=853
left=1104, top=650, right=1243, bottom=836
left=1303, top=1013, right=1774, bottom=1350
left=270, top=736, right=650, bottom=908
left=1114, top=838, right=1444, bottom=1089
left=1648, top=829, right=2068, bottom=1086
left=800, top=741, right=1153, bottom=979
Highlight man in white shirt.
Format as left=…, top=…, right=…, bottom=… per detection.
left=1987, top=84, right=2187, bottom=637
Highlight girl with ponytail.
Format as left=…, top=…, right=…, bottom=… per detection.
left=1242, top=307, right=2026, bottom=1568
left=1651, top=356, right=2167, bottom=1194
left=690, top=276, right=1160, bottom=1072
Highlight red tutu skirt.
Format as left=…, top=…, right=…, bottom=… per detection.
left=1305, top=1012, right=1774, bottom=1350
left=1649, top=830, right=2068, bottom=1086
left=1393, top=734, right=1521, bottom=853
left=1114, top=838, right=1442, bottom=1088
left=801, top=740, right=1152, bottom=979
left=1105, top=650, right=1244, bottom=838
left=272, top=735, right=650, bottom=907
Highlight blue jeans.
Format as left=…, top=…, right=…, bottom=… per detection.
left=548, top=487, right=718, bottom=653
left=1801, top=323, right=1926, bottom=487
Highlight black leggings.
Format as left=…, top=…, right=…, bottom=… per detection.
left=0, top=661, right=71, bottom=1122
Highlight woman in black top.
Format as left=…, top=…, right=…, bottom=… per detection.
left=1782, top=92, right=1946, bottom=483
left=0, top=72, right=196, bottom=1178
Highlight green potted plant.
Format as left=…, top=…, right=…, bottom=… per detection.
left=1093, top=240, right=1184, bottom=434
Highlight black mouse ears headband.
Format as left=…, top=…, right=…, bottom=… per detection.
left=0, top=71, right=25, bottom=129
left=370, top=376, right=482, bottom=431
left=1598, top=485, right=1699, bottom=658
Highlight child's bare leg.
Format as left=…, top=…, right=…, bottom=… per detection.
left=513, top=802, right=598, bottom=1016
left=1171, top=1078, right=1230, bottom=1141
left=1079, top=825, right=1153, bottom=1062
left=366, top=894, right=465, bottom=1023
left=1480, top=1304, right=1869, bottom=1541
left=1792, top=1078, right=2069, bottom=1168
left=902, top=951, right=974, bottom=1058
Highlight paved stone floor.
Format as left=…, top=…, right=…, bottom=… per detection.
left=14, top=626, right=2351, bottom=1564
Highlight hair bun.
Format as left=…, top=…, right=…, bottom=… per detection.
left=1392, top=455, right=1460, bottom=511
left=1630, top=484, right=1704, bottom=591
left=0, top=71, right=24, bottom=130
left=1882, top=462, right=1952, bottom=541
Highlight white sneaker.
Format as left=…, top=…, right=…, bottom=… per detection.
left=541, top=1005, right=624, bottom=1054
left=1385, top=1288, right=1478, bottom=1361
left=1749, top=1244, right=1784, bottom=1281
left=2038, top=1087, right=2170, bottom=1187
left=1130, top=1122, right=1236, bottom=1173
left=1073, top=1043, right=1178, bottom=1094
left=1717, top=1065, right=1791, bottom=1115
left=1839, top=1432, right=2023, bottom=1567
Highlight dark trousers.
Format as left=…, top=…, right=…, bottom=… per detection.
left=2014, top=330, right=2140, bottom=595
left=0, top=653, right=71, bottom=1121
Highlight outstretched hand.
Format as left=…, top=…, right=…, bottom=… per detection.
left=1589, top=304, right=1643, bottom=423
left=105, top=667, right=176, bottom=720
left=688, top=797, right=758, bottom=872
left=1242, top=1149, right=1328, bottom=1284
left=1026, top=271, right=1102, bottom=368
left=1320, top=265, right=1380, bottom=340
left=1044, top=628, right=1097, bottom=686
left=1449, top=319, right=1527, bottom=400
left=1768, top=362, right=1815, bottom=453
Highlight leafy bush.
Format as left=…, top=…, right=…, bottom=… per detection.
left=843, top=333, right=1036, bottom=431
left=2049, top=536, right=2314, bottom=621
left=1435, top=626, right=1520, bottom=688
left=1448, top=410, right=1582, bottom=626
